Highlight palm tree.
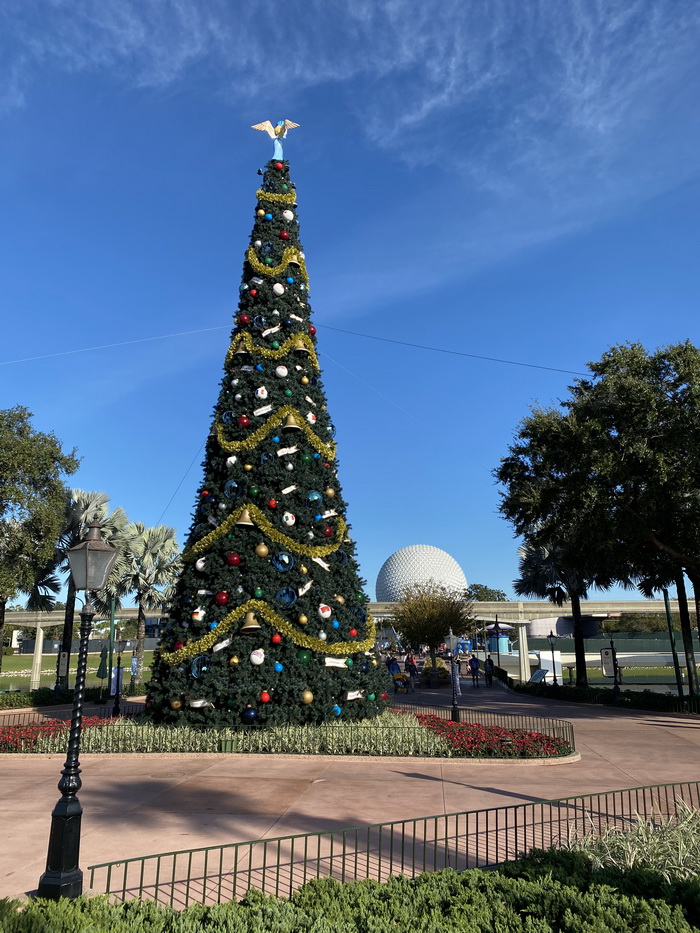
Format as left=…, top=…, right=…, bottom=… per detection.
left=107, top=523, right=181, bottom=685
left=514, top=541, right=613, bottom=688
left=36, top=489, right=128, bottom=689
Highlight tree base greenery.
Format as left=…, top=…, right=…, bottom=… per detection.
left=1, top=866, right=697, bottom=932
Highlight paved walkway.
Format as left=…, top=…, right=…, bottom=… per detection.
left=2, top=682, right=699, bottom=901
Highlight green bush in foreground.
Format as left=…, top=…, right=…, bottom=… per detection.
left=1, top=868, right=697, bottom=932
left=0, top=687, right=106, bottom=710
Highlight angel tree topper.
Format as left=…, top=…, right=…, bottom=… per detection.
left=251, top=119, right=300, bottom=159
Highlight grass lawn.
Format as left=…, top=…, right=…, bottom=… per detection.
left=0, top=651, right=154, bottom=693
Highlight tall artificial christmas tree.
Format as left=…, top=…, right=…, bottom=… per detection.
left=148, top=124, right=391, bottom=724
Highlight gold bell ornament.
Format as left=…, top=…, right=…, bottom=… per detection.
left=236, top=508, right=255, bottom=526
left=240, top=611, right=261, bottom=633
left=282, top=413, right=302, bottom=431
left=293, top=337, right=309, bottom=355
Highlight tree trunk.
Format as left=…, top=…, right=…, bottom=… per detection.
left=0, top=598, right=6, bottom=675
left=135, top=598, right=146, bottom=685
left=571, top=593, right=588, bottom=688
left=676, top=571, right=698, bottom=697
left=686, top=570, right=700, bottom=634
left=55, top=577, right=76, bottom=691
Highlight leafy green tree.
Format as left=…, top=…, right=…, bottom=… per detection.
left=466, top=583, right=508, bottom=602
left=391, top=582, right=473, bottom=669
left=0, top=407, right=78, bottom=673
left=147, top=156, right=391, bottom=724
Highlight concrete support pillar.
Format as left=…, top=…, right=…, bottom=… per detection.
left=516, top=622, right=531, bottom=684
left=30, top=623, right=44, bottom=691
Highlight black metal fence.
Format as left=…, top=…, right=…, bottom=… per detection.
left=0, top=703, right=143, bottom=728
left=87, top=780, right=700, bottom=909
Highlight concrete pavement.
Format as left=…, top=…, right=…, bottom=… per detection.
left=1, top=681, right=699, bottom=902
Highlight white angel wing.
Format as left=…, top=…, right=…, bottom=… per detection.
left=284, top=120, right=300, bottom=131
left=251, top=121, right=276, bottom=139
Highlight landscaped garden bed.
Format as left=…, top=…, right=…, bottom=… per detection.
left=0, top=710, right=573, bottom=758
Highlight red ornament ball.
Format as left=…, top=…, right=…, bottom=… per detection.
left=279, top=230, right=290, bottom=241
left=239, top=313, right=251, bottom=324
left=260, top=691, right=271, bottom=703
left=201, top=490, right=210, bottom=497
left=226, top=553, right=241, bottom=566
left=271, top=633, right=282, bottom=644
left=215, top=591, right=229, bottom=606
left=323, top=525, right=334, bottom=538
left=274, top=162, right=284, bottom=171
left=324, top=462, right=331, bottom=468
left=308, top=325, right=316, bottom=336
left=249, top=289, right=258, bottom=298
left=174, top=641, right=185, bottom=651
left=380, top=692, right=389, bottom=701
left=268, top=498, right=278, bottom=509
left=349, top=628, right=358, bottom=638
left=237, top=415, right=250, bottom=427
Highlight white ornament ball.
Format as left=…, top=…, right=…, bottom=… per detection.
left=273, top=283, right=285, bottom=296
left=272, top=309, right=280, bottom=316
left=282, top=210, right=294, bottom=221
left=192, top=607, right=206, bottom=621
left=282, top=511, right=296, bottom=526
left=226, top=455, right=237, bottom=468
left=319, top=630, right=327, bottom=641
left=254, top=240, right=262, bottom=248
left=250, top=649, right=265, bottom=666
left=306, top=412, right=317, bottom=425
left=218, top=503, right=227, bottom=511
left=255, top=386, right=269, bottom=400
left=234, top=393, right=242, bottom=401
left=195, top=558, right=207, bottom=571
left=275, top=365, right=288, bottom=378
left=230, top=378, right=239, bottom=386
left=285, top=463, right=294, bottom=471
left=318, top=603, right=332, bottom=620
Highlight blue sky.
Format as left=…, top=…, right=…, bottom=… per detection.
left=1, top=0, right=699, bottom=602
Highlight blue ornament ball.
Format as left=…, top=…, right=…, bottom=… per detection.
left=241, top=706, right=258, bottom=724
left=264, top=213, right=273, bottom=221
left=332, top=705, right=342, bottom=716
left=286, top=277, right=294, bottom=284
left=274, top=662, right=284, bottom=673
left=332, top=620, right=340, bottom=629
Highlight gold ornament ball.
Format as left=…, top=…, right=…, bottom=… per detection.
left=300, top=376, right=309, bottom=385
left=244, top=463, right=253, bottom=472
left=298, top=613, right=308, bottom=625
left=300, top=564, right=308, bottom=574
left=372, top=659, right=377, bottom=666
left=255, top=543, right=269, bottom=557
left=257, top=209, right=265, bottom=217
left=170, top=698, right=183, bottom=710
left=229, top=655, right=239, bottom=666
left=301, top=690, right=314, bottom=704
left=333, top=594, right=345, bottom=605
left=325, top=487, right=335, bottom=498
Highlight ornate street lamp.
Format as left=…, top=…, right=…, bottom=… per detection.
left=112, top=635, right=127, bottom=718
left=37, top=520, right=117, bottom=900
left=546, top=630, right=558, bottom=686
left=494, top=617, right=502, bottom=671
left=446, top=649, right=460, bottom=723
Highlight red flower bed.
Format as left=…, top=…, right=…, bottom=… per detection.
left=0, top=716, right=116, bottom=752
left=414, top=714, right=571, bottom=757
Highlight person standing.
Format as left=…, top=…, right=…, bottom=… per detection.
left=405, top=654, right=418, bottom=692
left=484, top=655, right=495, bottom=686
left=468, top=654, right=480, bottom=688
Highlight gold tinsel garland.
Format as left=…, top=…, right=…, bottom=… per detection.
left=225, top=332, right=320, bottom=370
left=215, top=404, right=336, bottom=460
left=246, top=246, right=309, bottom=284
left=184, top=502, right=347, bottom=560
left=160, top=599, right=376, bottom=665
left=256, top=188, right=296, bottom=204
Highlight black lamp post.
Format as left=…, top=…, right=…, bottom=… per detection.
left=494, top=617, right=501, bottom=671
left=546, top=630, right=558, bottom=686
left=446, top=650, right=460, bottom=723
left=37, top=520, right=117, bottom=901
left=610, top=637, right=621, bottom=700
left=112, top=636, right=127, bottom=717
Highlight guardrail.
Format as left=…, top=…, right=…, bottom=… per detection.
left=0, top=704, right=143, bottom=728
left=88, top=780, right=700, bottom=908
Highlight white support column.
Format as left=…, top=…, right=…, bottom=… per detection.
left=30, top=623, right=44, bottom=691
left=516, top=622, right=531, bottom=684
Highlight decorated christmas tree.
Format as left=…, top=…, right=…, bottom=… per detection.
left=148, top=124, right=391, bottom=725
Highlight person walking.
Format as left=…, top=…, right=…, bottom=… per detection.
left=404, top=654, right=418, bottom=692
left=484, top=655, right=495, bottom=686
left=468, top=654, right=480, bottom=688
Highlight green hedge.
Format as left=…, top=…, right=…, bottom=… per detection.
left=1, top=867, right=697, bottom=932
left=0, top=686, right=107, bottom=710
left=510, top=680, right=700, bottom=713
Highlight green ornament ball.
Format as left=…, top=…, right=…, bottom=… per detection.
left=368, top=693, right=376, bottom=701
left=254, top=587, right=263, bottom=598
left=265, top=257, right=273, bottom=265
left=297, top=649, right=311, bottom=665
left=226, top=699, right=237, bottom=708
left=301, top=453, right=312, bottom=464
left=250, top=485, right=260, bottom=497
left=271, top=341, right=280, bottom=350
left=345, top=658, right=353, bottom=667
left=282, top=184, right=289, bottom=191
left=284, top=389, right=293, bottom=397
